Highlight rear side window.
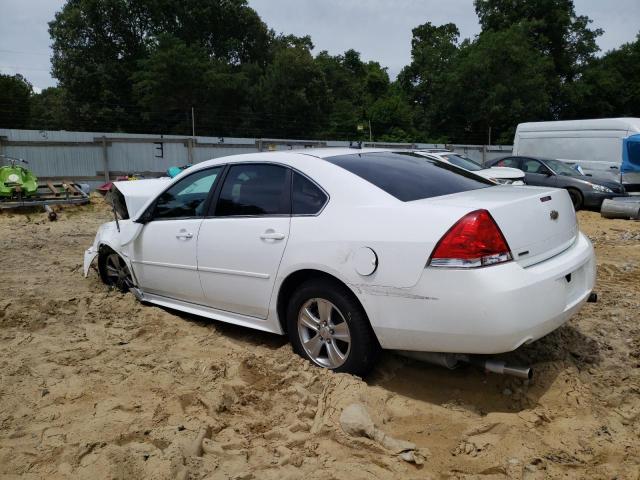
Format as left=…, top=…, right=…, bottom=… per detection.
left=215, top=164, right=290, bottom=216
left=325, top=152, right=492, bottom=202
left=292, top=172, right=327, bottom=214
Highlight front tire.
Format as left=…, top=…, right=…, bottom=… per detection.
left=286, top=279, right=379, bottom=376
left=567, top=188, right=583, bottom=211
left=98, top=248, right=133, bottom=292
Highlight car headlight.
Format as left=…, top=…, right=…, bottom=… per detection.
left=494, top=178, right=512, bottom=184
left=589, top=183, right=613, bottom=193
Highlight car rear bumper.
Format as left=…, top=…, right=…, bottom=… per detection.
left=356, top=232, right=596, bottom=354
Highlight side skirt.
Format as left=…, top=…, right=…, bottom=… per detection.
left=140, top=292, right=284, bottom=335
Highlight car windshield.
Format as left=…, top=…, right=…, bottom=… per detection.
left=545, top=159, right=582, bottom=176
left=325, top=152, right=493, bottom=202
left=442, top=154, right=484, bottom=171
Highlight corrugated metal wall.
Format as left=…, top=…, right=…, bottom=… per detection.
left=0, top=129, right=513, bottom=188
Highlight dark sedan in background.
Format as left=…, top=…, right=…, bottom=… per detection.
left=487, top=156, right=627, bottom=210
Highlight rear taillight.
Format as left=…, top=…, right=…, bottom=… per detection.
left=429, top=209, right=512, bottom=268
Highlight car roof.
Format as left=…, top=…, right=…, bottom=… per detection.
left=171, top=148, right=409, bottom=182
left=517, top=117, right=640, bottom=134
left=415, top=149, right=451, bottom=154
left=300, top=147, right=394, bottom=158
left=495, top=155, right=557, bottom=163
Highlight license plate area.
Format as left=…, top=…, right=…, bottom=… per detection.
left=564, top=263, right=586, bottom=305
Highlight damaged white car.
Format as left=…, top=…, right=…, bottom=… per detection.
left=85, top=149, right=596, bottom=376
left=414, top=149, right=526, bottom=185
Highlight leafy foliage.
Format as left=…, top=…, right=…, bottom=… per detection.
left=7, top=0, right=640, bottom=143
left=0, top=74, right=32, bottom=129
left=565, top=34, right=640, bottom=119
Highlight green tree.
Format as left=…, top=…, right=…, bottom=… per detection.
left=48, top=0, right=272, bottom=132
left=28, top=87, right=71, bottom=130
left=474, top=0, right=602, bottom=116
left=566, top=33, right=640, bottom=119
left=443, top=26, right=553, bottom=144
left=256, top=38, right=328, bottom=138
left=397, top=22, right=460, bottom=140
left=474, top=0, right=602, bottom=81
left=369, top=88, right=415, bottom=142
left=0, top=74, right=32, bottom=129
left=315, top=49, right=403, bottom=140
left=132, top=34, right=213, bottom=134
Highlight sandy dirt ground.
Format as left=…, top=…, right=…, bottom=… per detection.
left=0, top=198, right=638, bottom=479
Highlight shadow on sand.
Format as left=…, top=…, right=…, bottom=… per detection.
left=368, top=323, right=601, bottom=415
left=156, top=304, right=601, bottom=415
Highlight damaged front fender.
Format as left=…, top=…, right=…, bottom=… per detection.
left=83, top=220, right=142, bottom=277
left=83, top=246, right=99, bottom=277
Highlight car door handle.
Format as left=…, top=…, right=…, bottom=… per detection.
left=260, top=231, right=285, bottom=240
left=176, top=232, right=193, bottom=239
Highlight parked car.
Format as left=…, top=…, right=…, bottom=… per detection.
left=414, top=149, right=526, bottom=185
left=513, top=118, right=640, bottom=192
left=84, top=149, right=596, bottom=376
left=487, top=156, right=628, bottom=210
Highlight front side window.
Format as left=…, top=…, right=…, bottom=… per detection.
left=292, top=172, right=327, bottom=215
left=215, top=164, right=290, bottom=216
left=521, top=159, right=546, bottom=174
left=545, top=159, right=581, bottom=176
left=153, top=167, right=221, bottom=219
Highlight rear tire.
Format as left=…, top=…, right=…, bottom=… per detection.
left=286, top=279, right=379, bottom=376
left=98, top=247, right=133, bottom=292
left=567, top=188, right=583, bottom=211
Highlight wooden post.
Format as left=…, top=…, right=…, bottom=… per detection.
left=101, top=136, right=109, bottom=182
left=187, top=138, right=194, bottom=164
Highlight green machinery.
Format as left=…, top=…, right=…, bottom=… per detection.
left=0, top=154, right=89, bottom=209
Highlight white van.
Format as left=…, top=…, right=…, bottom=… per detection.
left=513, top=118, right=640, bottom=192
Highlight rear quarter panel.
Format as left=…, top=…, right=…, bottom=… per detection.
left=279, top=201, right=473, bottom=289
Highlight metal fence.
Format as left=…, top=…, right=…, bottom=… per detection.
left=0, top=129, right=513, bottom=188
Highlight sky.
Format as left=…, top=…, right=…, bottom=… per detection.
left=1, top=0, right=639, bottom=92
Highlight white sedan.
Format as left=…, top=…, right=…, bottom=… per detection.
left=414, top=149, right=526, bottom=185
left=84, top=149, right=595, bottom=376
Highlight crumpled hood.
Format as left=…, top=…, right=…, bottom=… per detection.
left=112, top=178, right=170, bottom=218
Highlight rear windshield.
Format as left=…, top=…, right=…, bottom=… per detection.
left=325, top=152, right=493, bottom=201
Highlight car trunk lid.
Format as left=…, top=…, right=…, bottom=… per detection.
left=426, top=186, right=578, bottom=267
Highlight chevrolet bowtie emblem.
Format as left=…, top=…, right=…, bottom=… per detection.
left=550, top=210, right=559, bottom=220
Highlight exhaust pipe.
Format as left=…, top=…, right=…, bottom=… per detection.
left=470, top=358, right=532, bottom=380
left=397, top=351, right=533, bottom=380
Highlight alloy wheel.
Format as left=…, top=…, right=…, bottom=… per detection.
left=104, top=253, right=132, bottom=290
left=297, top=298, right=351, bottom=369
